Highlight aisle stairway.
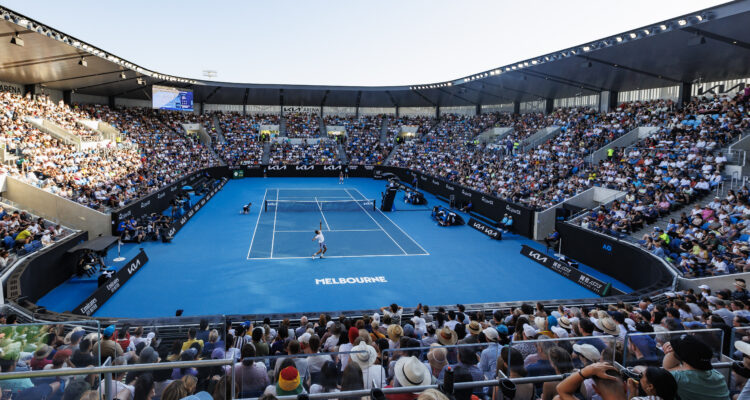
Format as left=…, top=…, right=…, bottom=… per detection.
left=261, top=142, right=271, bottom=164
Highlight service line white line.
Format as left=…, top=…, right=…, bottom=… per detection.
left=353, top=188, right=430, bottom=255
left=344, top=188, right=407, bottom=255
left=316, top=197, right=331, bottom=231
left=270, top=188, right=279, bottom=258
left=247, top=253, right=430, bottom=260
left=246, top=189, right=268, bottom=259
left=274, top=229, right=382, bottom=233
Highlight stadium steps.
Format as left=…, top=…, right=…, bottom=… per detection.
left=262, top=142, right=271, bottom=164
left=384, top=143, right=400, bottom=164
left=380, top=117, right=389, bottom=143
left=212, top=115, right=227, bottom=144
left=624, top=135, right=748, bottom=242
left=280, top=115, right=287, bottom=136
left=337, top=143, right=348, bottom=164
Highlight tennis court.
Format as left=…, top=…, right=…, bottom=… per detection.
left=247, top=188, right=428, bottom=259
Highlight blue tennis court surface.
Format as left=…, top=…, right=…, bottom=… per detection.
left=38, top=177, right=631, bottom=318
left=248, top=188, right=427, bottom=259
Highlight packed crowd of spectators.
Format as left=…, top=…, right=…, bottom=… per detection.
left=285, top=113, right=321, bottom=138
left=577, top=92, right=750, bottom=278
left=0, top=204, right=69, bottom=271
left=7, top=281, right=750, bottom=399
left=209, top=113, right=280, bottom=167
left=268, top=140, right=339, bottom=166
left=323, top=114, right=391, bottom=165
left=388, top=95, right=745, bottom=212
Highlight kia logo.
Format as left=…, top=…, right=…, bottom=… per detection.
left=445, top=185, right=455, bottom=191
left=140, top=200, right=151, bottom=208
left=127, top=259, right=141, bottom=274
left=528, top=251, right=548, bottom=263
left=157, top=192, right=166, bottom=199
left=296, top=165, right=314, bottom=170
left=324, top=165, right=341, bottom=171
left=481, top=196, right=494, bottom=205
left=461, top=190, right=472, bottom=196
left=269, top=165, right=287, bottom=170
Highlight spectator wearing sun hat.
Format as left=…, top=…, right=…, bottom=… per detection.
left=425, top=344, right=448, bottom=377
left=350, top=342, right=387, bottom=389
left=387, top=324, right=404, bottom=349
left=385, top=356, right=433, bottom=400
left=29, top=344, right=53, bottom=370
left=663, top=334, right=729, bottom=400
left=466, top=321, right=482, bottom=338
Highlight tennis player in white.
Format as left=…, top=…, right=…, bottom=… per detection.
left=312, top=220, right=327, bottom=259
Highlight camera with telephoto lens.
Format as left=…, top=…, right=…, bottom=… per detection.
left=733, top=361, right=750, bottom=378
left=620, top=367, right=642, bottom=381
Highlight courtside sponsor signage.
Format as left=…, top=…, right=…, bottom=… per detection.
left=167, top=179, right=227, bottom=237
left=519, top=245, right=616, bottom=297
left=72, top=249, right=149, bottom=316
left=315, top=276, right=388, bottom=285
left=468, top=218, right=501, bottom=240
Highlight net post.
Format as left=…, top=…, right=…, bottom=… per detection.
left=264, top=200, right=268, bottom=212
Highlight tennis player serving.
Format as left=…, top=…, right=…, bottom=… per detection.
left=312, top=220, right=327, bottom=259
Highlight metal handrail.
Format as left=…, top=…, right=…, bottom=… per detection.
left=0, top=358, right=232, bottom=380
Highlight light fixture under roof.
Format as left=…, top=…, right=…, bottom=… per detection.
left=10, top=33, right=23, bottom=47
left=78, top=57, right=87, bottom=67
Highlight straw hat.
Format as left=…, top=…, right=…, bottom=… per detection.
left=387, top=324, right=404, bottom=342
left=395, top=356, right=432, bottom=387
left=437, top=327, right=457, bottom=345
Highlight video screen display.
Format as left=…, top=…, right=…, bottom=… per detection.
left=152, top=85, right=193, bottom=111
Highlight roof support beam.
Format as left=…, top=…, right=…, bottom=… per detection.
left=385, top=91, right=399, bottom=108
left=37, top=70, right=126, bottom=85
left=436, top=88, right=476, bottom=106
left=519, top=70, right=604, bottom=93
left=204, top=87, right=222, bottom=103
left=579, top=55, right=681, bottom=84
left=682, top=27, right=750, bottom=50
left=411, top=90, right=437, bottom=107
left=320, top=90, right=330, bottom=107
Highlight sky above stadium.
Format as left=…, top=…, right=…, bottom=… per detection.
left=2, top=0, right=731, bottom=86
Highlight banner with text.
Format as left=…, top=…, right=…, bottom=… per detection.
left=72, top=249, right=149, bottom=316
left=520, top=245, right=619, bottom=297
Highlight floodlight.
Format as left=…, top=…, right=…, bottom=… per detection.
left=78, top=57, right=87, bottom=67
left=10, top=33, right=23, bottom=46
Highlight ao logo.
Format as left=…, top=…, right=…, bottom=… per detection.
left=602, top=244, right=612, bottom=252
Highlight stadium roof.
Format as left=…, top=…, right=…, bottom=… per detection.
left=1, top=1, right=749, bottom=108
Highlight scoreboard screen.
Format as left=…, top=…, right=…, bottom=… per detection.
left=152, top=85, right=193, bottom=111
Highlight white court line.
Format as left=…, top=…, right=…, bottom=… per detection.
left=344, top=188, right=407, bottom=255
left=353, top=188, right=430, bottom=255
left=246, top=189, right=268, bottom=259
left=277, top=196, right=351, bottom=200
left=316, top=197, right=331, bottom=231
left=248, top=253, right=430, bottom=260
left=276, top=188, right=353, bottom=191
left=275, top=229, right=382, bottom=233
left=270, top=188, right=279, bottom=258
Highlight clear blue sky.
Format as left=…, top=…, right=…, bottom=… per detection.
left=1, top=0, right=728, bottom=86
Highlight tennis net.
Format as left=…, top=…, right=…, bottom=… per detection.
left=264, top=199, right=376, bottom=212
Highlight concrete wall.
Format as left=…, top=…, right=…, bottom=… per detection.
left=400, top=107, right=435, bottom=117
left=71, top=93, right=108, bottom=105
left=2, top=177, right=111, bottom=238
left=323, top=107, right=356, bottom=116
left=534, top=187, right=625, bottom=240
left=589, top=126, right=659, bottom=164
left=478, top=127, right=512, bottom=144
left=521, top=126, right=561, bottom=151
left=360, top=107, right=396, bottom=116
left=677, top=272, right=750, bottom=292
